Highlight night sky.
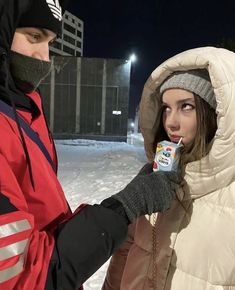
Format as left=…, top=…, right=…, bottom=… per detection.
left=67, top=0, right=235, bottom=118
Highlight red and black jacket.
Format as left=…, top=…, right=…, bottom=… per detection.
left=0, top=2, right=128, bottom=288
left=0, top=88, right=127, bottom=290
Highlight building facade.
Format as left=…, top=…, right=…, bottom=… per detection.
left=50, top=10, right=83, bottom=57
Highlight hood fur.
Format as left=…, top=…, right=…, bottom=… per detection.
left=139, top=46, right=235, bottom=198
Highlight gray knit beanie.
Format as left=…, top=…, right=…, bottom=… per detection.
left=160, top=69, right=216, bottom=109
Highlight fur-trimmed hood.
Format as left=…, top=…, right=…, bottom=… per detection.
left=139, top=46, right=235, bottom=198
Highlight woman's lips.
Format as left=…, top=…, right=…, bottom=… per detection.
left=169, top=135, right=182, bottom=143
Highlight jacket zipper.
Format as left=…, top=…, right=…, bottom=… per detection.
left=151, top=212, right=162, bottom=290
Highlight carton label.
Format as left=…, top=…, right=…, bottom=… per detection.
left=153, top=140, right=182, bottom=172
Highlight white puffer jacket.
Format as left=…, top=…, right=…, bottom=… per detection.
left=102, top=47, right=235, bottom=290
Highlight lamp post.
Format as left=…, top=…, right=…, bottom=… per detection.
left=128, top=53, right=137, bottom=134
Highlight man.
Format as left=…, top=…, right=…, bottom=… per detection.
left=0, top=1, right=180, bottom=289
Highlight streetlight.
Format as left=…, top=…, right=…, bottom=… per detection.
left=127, top=53, right=137, bottom=128
left=129, top=53, right=137, bottom=63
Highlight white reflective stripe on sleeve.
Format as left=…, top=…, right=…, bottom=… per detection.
left=0, top=255, right=24, bottom=283
left=0, top=239, right=29, bottom=261
left=0, top=220, right=31, bottom=238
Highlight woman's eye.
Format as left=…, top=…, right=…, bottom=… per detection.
left=182, top=103, right=195, bottom=111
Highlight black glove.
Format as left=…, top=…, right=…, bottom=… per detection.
left=111, top=163, right=181, bottom=223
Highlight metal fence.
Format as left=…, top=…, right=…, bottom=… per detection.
left=40, top=56, right=131, bottom=141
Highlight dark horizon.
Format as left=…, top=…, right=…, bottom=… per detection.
left=67, top=0, right=235, bottom=119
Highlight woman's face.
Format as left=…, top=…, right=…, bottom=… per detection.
left=162, top=88, right=197, bottom=146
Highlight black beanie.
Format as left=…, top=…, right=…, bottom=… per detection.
left=18, top=0, right=65, bottom=36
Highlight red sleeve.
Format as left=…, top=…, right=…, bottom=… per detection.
left=0, top=153, right=55, bottom=290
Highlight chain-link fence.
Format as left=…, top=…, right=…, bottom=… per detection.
left=40, top=56, right=131, bottom=141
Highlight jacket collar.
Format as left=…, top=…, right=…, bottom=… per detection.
left=0, top=85, right=40, bottom=118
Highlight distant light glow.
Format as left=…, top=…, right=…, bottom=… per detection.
left=131, top=122, right=135, bottom=127
left=112, top=110, right=122, bottom=115
left=129, top=53, right=137, bottom=63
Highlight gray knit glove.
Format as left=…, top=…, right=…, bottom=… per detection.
left=112, top=163, right=181, bottom=223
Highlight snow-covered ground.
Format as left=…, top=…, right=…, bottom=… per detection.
left=55, top=133, right=147, bottom=289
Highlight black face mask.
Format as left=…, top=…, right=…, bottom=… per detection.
left=9, top=50, right=52, bottom=93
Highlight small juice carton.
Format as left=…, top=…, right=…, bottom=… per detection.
left=153, top=139, right=183, bottom=172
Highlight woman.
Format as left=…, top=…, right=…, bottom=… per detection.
left=0, top=1, right=180, bottom=289
left=102, top=46, right=235, bottom=289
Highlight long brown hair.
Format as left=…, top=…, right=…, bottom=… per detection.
left=153, top=93, right=217, bottom=174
